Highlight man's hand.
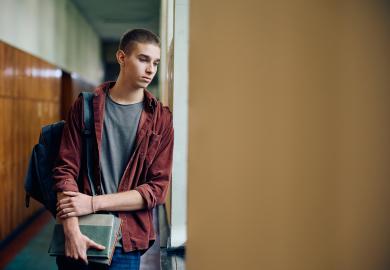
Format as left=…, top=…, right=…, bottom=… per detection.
left=64, top=229, right=105, bottom=265
left=57, top=191, right=93, bottom=218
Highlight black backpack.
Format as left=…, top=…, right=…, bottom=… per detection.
left=24, top=92, right=95, bottom=217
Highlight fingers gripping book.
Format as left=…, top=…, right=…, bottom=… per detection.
left=48, top=214, right=122, bottom=265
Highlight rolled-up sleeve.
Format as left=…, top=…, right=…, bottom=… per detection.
left=52, top=96, right=83, bottom=192
left=135, top=112, right=174, bottom=209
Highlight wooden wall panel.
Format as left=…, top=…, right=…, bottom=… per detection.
left=0, top=40, right=96, bottom=243
left=0, top=41, right=61, bottom=242
left=61, top=71, right=95, bottom=120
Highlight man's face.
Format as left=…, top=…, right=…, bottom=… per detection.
left=120, top=42, right=160, bottom=90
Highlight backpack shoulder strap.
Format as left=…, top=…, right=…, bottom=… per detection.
left=79, top=91, right=96, bottom=196
left=81, top=92, right=94, bottom=135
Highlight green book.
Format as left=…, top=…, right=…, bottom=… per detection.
left=48, top=214, right=121, bottom=265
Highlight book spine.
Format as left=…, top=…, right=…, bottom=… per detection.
left=108, top=219, right=122, bottom=265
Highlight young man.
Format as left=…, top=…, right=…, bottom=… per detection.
left=53, top=29, right=173, bottom=269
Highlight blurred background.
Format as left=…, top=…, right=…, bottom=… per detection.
left=1, top=0, right=390, bottom=269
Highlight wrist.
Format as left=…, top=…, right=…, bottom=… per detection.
left=64, top=229, right=81, bottom=239
left=94, top=195, right=103, bottom=212
left=63, top=218, right=80, bottom=236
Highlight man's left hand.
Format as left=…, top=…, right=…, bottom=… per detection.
left=57, top=191, right=93, bottom=219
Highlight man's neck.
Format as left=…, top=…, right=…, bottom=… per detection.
left=109, top=79, right=144, bottom=105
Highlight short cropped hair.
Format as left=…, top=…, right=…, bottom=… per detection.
left=119, top=29, right=160, bottom=55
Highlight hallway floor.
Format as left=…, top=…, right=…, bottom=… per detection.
left=0, top=210, right=161, bottom=270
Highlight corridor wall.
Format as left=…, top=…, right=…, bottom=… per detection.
left=0, top=40, right=94, bottom=242
left=0, top=40, right=61, bottom=241
left=0, top=0, right=103, bottom=85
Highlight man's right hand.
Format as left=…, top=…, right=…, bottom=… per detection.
left=64, top=229, right=105, bottom=265
left=58, top=192, right=105, bottom=265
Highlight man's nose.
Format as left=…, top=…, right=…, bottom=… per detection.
left=146, top=63, right=155, bottom=74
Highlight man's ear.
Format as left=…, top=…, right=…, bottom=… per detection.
left=116, top=50, right=126, bottom=66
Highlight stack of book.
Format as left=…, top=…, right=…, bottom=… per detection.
left=48, top=214, right=121, bottom=265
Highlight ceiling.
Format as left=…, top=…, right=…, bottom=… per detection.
left=70, top=0, right=161, bottom=41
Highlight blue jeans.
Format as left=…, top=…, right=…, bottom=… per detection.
left=56, top=248, right=141, bottom=270
left=109, top=248, right=141, bottom=270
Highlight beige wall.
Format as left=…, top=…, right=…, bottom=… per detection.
left=187, top=1, right=390, bottom=269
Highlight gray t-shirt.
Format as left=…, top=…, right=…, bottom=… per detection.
left=100, top=92, right=143, bottom=247
left=100, top=92, right=143, bottom=194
